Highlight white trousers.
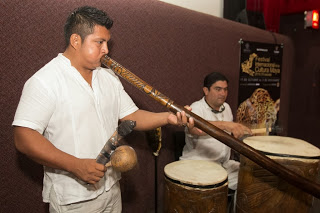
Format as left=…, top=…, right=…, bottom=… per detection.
left=49, top=182, right=122, bottom=213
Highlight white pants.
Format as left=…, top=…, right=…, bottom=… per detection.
left=49, top=182, right=122, bottom=213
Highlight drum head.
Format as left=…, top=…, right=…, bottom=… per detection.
left=164, top=160, right=227, bottom=187
left=244, top=136, right=320, bottom=158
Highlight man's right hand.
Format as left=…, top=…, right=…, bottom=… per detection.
left=71, top=159, right=107, bottom=184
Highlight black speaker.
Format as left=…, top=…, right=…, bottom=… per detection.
left=235, top=9, right=266, bottom=29
left=224, top=0, right=246, bottom=20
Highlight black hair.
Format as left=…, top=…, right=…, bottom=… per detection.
left=64, top=6, right=113, bottom=47
left=203, top=72, right=229, bottom=89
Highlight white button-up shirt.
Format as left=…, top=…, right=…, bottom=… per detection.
left=180, top=97, right=239, bottom=190
left=13, top=54, right=138, bottom=205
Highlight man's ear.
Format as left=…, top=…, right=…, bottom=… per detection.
left=203, top=87, right=209, bottom=96
left=70, top=34, right=81, bottom=49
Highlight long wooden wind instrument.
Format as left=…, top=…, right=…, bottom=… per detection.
left=100, top=54, right=320, bottom=198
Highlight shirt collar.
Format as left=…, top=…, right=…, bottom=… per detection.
left=202, top=97, right=225, bottom=113
left=58, top=53, right=100, bottom=80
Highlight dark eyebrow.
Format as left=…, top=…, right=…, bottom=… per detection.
left=95, top=38, right=106, bottom=41
left=214, top=86, right=228, bottom=89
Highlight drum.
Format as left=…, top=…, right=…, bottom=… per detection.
left=236, top=136, right=320, bottom=213
left=164, top=160, right=228, bottom=213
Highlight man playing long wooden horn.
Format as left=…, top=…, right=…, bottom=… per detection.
left=12, top=6, right=193, bottom=213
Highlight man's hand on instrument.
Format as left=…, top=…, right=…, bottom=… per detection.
left=71, top=159, right=107, bottom=184
left=167, top=106, right=203, bottom=135
left=185, top=116, right=204, bottom=135
left=167, top=105, right=191, bottom=126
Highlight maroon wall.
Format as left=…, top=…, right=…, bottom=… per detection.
left=280, top=13, right=320, bottom=149
left=1, top=0, right=294, bottom=212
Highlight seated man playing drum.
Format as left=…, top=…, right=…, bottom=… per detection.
left=180, top=72, right=251, bottom=191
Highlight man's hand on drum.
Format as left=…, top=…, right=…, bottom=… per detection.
left=186, top=118, right=252, bottom=139
left=222, top=122, right=252, bottom=139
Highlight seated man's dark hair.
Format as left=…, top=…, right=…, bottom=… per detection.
left=203, top=72, right=229, bottom=89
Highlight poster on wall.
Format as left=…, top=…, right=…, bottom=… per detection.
left=236, top=39, right=283, bottom=135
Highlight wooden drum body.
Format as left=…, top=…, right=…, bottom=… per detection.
left=164, top=160, right=228, bottom=213
left=236, top=136, right=320, bottom=213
